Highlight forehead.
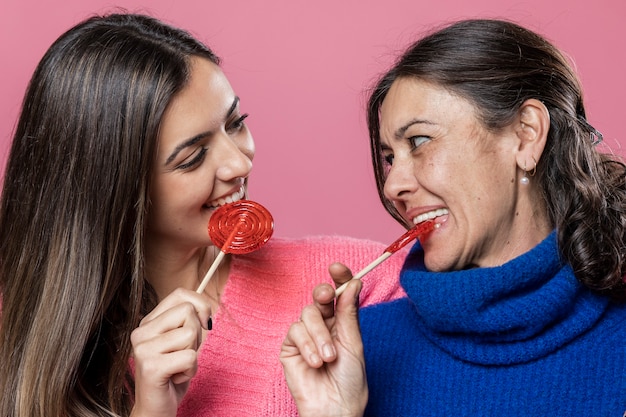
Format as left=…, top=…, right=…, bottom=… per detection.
left=165, top=57, right=232, bottom=119
left=379, top=77, right=479, bottom=138
left=157, top=57, right=233, bottom=146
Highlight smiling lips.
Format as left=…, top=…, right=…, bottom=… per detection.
left=208, top=186, right=245, bottom=208
left=412, top=208, right=448, bottom=225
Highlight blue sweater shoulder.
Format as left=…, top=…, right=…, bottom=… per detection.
left=359, top=296, right=626, bottom=416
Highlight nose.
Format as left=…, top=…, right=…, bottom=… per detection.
left=383, top=156, right=419, bottom=201
left=214, top=132, right=255, bottom=181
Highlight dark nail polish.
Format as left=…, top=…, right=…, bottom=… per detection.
left=207, top=317, right=213, bottom=331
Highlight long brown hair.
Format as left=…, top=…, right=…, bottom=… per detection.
left=0, top=13, right=219, bottom=416
left=367, top=19, right=626, bottom=298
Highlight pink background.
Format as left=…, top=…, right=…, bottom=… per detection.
left=1, top=0, right=624, bottom=244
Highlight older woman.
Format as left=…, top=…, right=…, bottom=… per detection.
left=282, top=18, right=626, bottom=416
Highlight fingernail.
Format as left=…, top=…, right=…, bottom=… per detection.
left=322, top=343, right=336, bottom=359
left=207, top=317, right=213, bottom=331
left=309, top=352, right=321, bottom=365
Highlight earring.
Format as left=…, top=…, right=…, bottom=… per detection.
left=520, top=156, right=537, bottom=186
left=520, top=163, right=530, bottom=185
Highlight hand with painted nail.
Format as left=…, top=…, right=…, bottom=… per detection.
left=280, top=263, right=367, bottom=417
left=130, top=288, right=212, bottom=417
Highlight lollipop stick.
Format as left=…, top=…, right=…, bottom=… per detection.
left=196, top=251, right=226, bottom=294
left=334, top=252, right=393, bottom=296
left=196, top=219, right=242, bottom=294
left=334, top=221, right=435, bottom=297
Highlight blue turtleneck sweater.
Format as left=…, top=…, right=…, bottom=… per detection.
left=359, top=232, right=626, bottom=416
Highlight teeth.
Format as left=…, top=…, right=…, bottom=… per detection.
left=413, top=208, right=448, bottom=225
left=209, top=187, right=245, bottom=208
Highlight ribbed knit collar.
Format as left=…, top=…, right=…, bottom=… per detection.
left=400, top=231, right=608, bottom=365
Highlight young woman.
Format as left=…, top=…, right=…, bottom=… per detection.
left=0, top=13, right=405, bottom=416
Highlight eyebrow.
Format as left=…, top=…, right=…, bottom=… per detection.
left=164, top=96, right=240, bottom=166
left=393, top=119, right=435, bottom=140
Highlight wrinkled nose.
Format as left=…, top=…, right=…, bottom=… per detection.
left=383, top=157, right=418, bottom=201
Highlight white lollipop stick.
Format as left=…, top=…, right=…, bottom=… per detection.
left=196, top=220, right=241, bottom=294
left=196, top=250, right=227, bottom=294
left=334, top=221, right=436, bottom=297
left=334, top=252, right=392, bottom=296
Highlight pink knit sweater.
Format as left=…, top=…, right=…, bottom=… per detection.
left=176, top=235, right=407, bottom=416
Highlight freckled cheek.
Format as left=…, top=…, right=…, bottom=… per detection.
left=420, top=159, right=449, bottom=187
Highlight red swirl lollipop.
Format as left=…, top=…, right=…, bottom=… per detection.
left=208, top=200, right=274, bottom=254
left=196, top=200, right=274, bottom=294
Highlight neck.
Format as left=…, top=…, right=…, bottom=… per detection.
left=485, top=188, right=551, bottom=267
left=145, top=245, right=231, bottom=307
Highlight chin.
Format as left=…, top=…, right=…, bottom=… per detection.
left=423, top=254, right=456, bottom=273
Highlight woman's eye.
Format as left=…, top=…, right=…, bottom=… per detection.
left=227, top=113, right=249, bottom=133
left=176, top=147, right=207, bottom=170
left=409, top=135, right=430, bottom=149
left=382, top=153, right=393, bottom=176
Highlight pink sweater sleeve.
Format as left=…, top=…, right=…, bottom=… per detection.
left=177, top=235, right=407, bottom=417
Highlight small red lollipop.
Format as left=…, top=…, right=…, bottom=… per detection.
left=196, top=200, right=274, bottom=293
left=208, top=200, right=274, bottom=253
left=335, top=220, right=436, bottom=296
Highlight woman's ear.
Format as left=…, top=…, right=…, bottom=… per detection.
left=515, top=98, right=550, bottom=170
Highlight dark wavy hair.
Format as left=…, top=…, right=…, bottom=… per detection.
left=367, top=19, right=626, bottom=299
left=0, top=13, right=219, bottom=416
